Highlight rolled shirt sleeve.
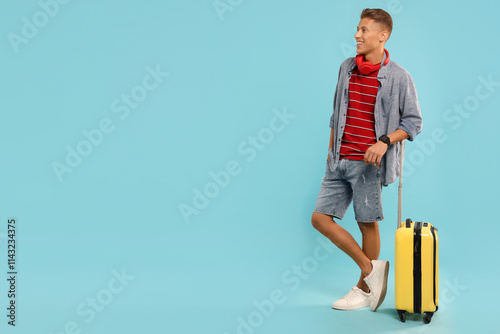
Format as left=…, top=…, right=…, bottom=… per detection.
left=397, top=71, right=422, bottom=141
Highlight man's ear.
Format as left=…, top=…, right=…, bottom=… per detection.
left=379, top=31, right=389, bottom=43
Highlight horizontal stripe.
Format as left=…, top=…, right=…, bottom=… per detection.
left=345, top=124, right=376, bottom=132
left=350, top=81, right=379, bottom=89
left=343, top=132, right=376, bottom=140
left=350, top=92, right=378, bottom=100
left=340, top=145, right=365, bottom=152
left=349, top=99, right=375, bottom=106
left=347, top=116, right=375, bottom=123
left=342, top=140, right=373, bottom=146
left=349, top=91, right=378, bottom=98
left=347, top=114, right=375, bottom=123
left=348, top=107, right=375, bottom=115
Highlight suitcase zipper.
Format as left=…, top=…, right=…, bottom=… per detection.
left=413, top=222, right=422, bottom=314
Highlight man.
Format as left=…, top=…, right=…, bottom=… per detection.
left=311, top=8, right=422, bottom=311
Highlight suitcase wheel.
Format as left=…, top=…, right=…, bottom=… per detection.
left=397, top=310, right=406, bottom=323
left=423, top=312, right=434, bottom=324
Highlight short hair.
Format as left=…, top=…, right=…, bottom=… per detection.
left=361, top=8, right=393, bottom=37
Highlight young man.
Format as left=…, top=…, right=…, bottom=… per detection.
left=311, top=8, right=422, bottom=311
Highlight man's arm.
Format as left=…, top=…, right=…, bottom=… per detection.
left=364, top=70, right=422, bottom=167
left=363, top=129, right=409, bottom=167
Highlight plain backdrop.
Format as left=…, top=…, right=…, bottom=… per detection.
left=1, top=0, right=499, bottom=333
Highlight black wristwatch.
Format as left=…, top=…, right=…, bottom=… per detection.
left=379, top=135, right=391, bottom=146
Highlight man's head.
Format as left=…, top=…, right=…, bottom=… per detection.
left=355, top=8, right=393, bottom=58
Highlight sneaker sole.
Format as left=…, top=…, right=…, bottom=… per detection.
left=332, top=303, right=370, bottom=311
left=370, top=261, right=389, bottom=312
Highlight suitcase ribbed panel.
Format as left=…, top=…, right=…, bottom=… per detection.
left=395, top=222, right=414, bottom=312
left=432, top=227, right=439, bottom=307
left=424, top=226, right=439, bottom=312
left=421, top=223, right=438, bottom=313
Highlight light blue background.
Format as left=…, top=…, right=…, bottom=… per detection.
left=1, top=0, right=499, bottom=333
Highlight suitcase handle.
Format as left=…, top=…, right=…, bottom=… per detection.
left=397, top=140, right=406, bottom=230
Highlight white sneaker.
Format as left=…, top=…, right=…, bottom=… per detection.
left=363, top=260, right=389, bottom=312
left=331, top=286, right=371, bottom=310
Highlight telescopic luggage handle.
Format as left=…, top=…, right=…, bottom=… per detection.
left=397, top=140, right=406, bottom=230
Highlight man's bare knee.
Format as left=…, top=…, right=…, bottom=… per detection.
left=357, top=221, right=379, bottom=234
left=312, top=212, right=333, bottom=231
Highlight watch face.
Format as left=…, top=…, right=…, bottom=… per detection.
left=380, top=135, right=390, bottom=145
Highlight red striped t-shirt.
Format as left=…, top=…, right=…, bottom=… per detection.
left=339, top=68, right=380, bottom=160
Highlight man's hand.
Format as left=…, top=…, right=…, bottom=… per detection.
left=364, top=141, right=388, bottom=167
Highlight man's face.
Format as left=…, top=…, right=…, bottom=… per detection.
left=354, top=18, right=384, bottom=56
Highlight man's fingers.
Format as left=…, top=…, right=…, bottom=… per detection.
left=364, top=153, right=370, bottom=165
left=364, top=143, right=387, bottom=167
left=365, top=152, right=381, bottom=167
left=365, top=152, right=374, bottom=165
left=367, top=152, right=376, bottom=165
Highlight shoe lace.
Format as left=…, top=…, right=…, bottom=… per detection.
left=343, top=288, right=358, bottom=301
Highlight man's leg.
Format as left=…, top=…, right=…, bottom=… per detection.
left=312, top=159, right=388, bottom=311
left=311, top=212, right=372, bottom=279
left=355, top=222, right=380, bottom=293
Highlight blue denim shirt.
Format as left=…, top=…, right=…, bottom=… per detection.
left=328, top=56, right=423, bottom=186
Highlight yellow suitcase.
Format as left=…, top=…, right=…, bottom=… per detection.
left=394, top=141, right=439, bottom=324
left=395, top=219, right=439, bottom=323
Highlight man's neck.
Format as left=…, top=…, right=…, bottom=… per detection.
left=364, top=48, right=385, bottom=64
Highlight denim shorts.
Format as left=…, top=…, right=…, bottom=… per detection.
left=313, top=159, right=384, bottom=223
